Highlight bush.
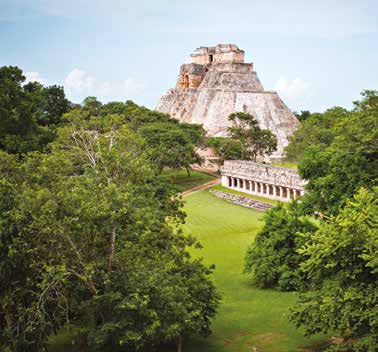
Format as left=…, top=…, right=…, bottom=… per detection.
left=244, top=202, right=317, bottom=291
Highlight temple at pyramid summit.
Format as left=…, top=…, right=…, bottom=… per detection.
left=156, top=44, right=299, bottom=161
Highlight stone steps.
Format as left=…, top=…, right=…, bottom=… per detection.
left=209, top=190, right=273, bottom=211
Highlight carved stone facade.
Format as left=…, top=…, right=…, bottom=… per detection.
left=221, top=160, right=305, bottom=202
left=156, top=44, right=299, bottom=160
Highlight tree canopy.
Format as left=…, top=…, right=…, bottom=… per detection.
left=0, top=66, right=71, bottom=154
left=291, top=188, right=378, bottom=352
left=0, top=74, right=219, bottom=352
left=227, top=112, right=277, bottom=161
left=244, top=202, right=317, bottom=291
left=245, top=91, right=378, bottom=351
left=297, top=90, right=378, bottom=215
left=207, top=137, right=243, bottom=172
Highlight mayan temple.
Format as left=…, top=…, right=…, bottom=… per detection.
left=156, top=44, right=299, bottom=160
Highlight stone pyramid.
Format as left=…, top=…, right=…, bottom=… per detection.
left=156, top=44, right=299, bottom=160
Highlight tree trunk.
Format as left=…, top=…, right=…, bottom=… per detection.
left=86, top=276, right=97, bottom=295
left=3, top=303, right=12, bottom=328
left=176, top=335, right=182, bottom=352
left=186, top=167, right=191, bottom=177
left=108, top=226, right=116, bottom=272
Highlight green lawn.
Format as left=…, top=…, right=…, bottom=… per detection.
left=271, top=163, right=298, bottom=169
left=180, top=190, right=328, bottom=352
left=162, top=168, right=215, bottom=192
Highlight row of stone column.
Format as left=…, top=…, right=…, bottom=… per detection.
left=226, top=176, right=303, bottom=201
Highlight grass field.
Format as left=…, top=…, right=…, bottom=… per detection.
left=181, top=190, right=328, bottom=352
left=163, top=168, right=215, bottom=192
left=271, top=163, right=298, bottom=169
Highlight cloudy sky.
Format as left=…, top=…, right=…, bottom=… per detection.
left=1, top=0, right=377, bottom=112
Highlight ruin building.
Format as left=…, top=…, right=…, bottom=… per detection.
left=156, top=44, right=299, bottom=160
left=221, top=160, right=305, bottom=201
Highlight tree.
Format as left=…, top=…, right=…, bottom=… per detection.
left=291, top=188, right=378, bottom=352
left=39, top=85, right=71, bottom=126
left=228, top=112, right=277, bottom=161
left=298, top=91, right=378, bottom=215
left=0, top=66, right=71, bottom=154
left=294, top=110, right=311, bottom=122
left=207, top=137, right=242, bottom=172
left=244, top=202, right=317, bottom=291
left=0, top=111, right=219, bottom=351
left=82, top=96, right=102, bottom=116
left=140, top=121, right=205, bottom=175
left=285, top=107, right=349, bottom=161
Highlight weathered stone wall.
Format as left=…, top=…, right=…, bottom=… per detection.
left=220, top=160, right=305, bottom=201
left=214, top=51, right=244, bottom=63
left=176, top=63, right=208, bottom=89
left=221, top=160, right=304, bottom=190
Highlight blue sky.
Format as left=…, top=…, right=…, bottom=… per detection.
left=1, top=0, right=377, bottom=112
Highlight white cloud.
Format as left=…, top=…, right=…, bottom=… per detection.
left=64, top=68, right=144, bottom=103
left=64, top=69, right=96, bottom=93
left=24, top=71, right=46, bottom=85
left=274, top=77, right=310, bottom=108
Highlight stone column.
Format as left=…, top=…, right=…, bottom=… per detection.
left=221, top=176, right=228, bottom=187
left=286, top=188, right=291, bottom=201
left=253, top=181, right=257, bottom=194
left=279, top=186, right=283, bottom=200
left=248, top=180, right=252, bottom=194
left=272, top=185, right=277, bottom=198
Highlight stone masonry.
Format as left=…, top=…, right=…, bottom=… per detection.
left=221, top=160, right=305, bottom=202
left=156, top=44, right=299, bottom=160
left=210, top=190, right=272, bottom=211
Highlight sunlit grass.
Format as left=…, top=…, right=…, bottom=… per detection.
left=180, top=190, right=328, bottom=352
left=162, top=168, right=215, bottom=192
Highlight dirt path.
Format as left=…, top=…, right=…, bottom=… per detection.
left=191, top=165, right=220, bottom=178
left=181, top=176, right=220, bottom=198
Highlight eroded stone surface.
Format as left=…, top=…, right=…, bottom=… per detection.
left=220, top=160, right=305, bottom=202
left=156, top=44, right=299, bottom=159
left=221, top=160, right=305, bottom=190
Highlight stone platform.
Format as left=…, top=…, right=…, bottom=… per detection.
left=210, top=189, right=272, bottom=211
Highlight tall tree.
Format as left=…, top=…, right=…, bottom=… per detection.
left=228, top=112, right=277, bottom=161
left=294, top=110, right=311, bottom=122
left=207, top=137, right=243, bottom=172
left=140, top=121, right=205, bottom=175
left=244, top=202, right=317, bottom=291
left=298, top=91, right=378, bottom=215
left=285, top=107, right=349, bottom=161
left=82, top=96, right=102, bottom=116
left=0, top=112, right=219, bottom=352
left=0, top=66, right=71, bottom=154
left=291, top=188, right=378, bottom=352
